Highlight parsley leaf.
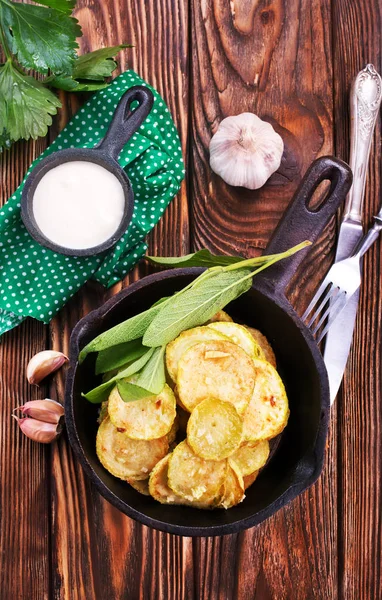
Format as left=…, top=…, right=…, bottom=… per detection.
left=72, top=45, right=131, bottom=80
left=0, top=2, right=127, bottom=147
left=0, top=60, right=61, bottom=142
left=31, top=0, right=76, bottom=15
left=46, top=45, right=130, bottom=92
left=1, top=0, right=81, bottom=74
left=44, top=73, right=109, bottom=92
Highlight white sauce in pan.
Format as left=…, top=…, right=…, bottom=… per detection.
left=32, top=161, right=125, bottom=250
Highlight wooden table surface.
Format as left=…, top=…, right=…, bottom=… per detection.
left=1, top=1, right=381, bottom=599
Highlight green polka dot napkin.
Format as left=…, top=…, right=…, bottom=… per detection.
left=0, top=70, right=184, bottom=337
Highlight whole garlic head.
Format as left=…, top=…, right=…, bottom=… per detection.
left=209, top=113, right=284, bottom=190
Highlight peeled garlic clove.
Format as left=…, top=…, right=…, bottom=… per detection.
left=209, top=113, right=284, bottom=190
left=14, top=399, right=64, bottom=424
left=12, top=415, right=61, bottom=444
left=27, top=350, right=68, bottom=385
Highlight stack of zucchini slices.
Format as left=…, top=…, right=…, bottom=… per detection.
left=96, top=311, right=289, bottom=509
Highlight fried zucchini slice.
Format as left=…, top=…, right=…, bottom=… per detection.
left=177, top=340, right=255, bottom=415
left=243, top=359, right=289, bottom=442
left=230, top=440, right=270, bottom=477
left=149, top=455, right=180, bottom=504
left=128, top=478, right=150, bottom=496
left=96, top=416, right=169, bottom=480
left=219, top=460, right=245, bottom=509
left=243, top=470, right=259, bottom=490
left=97, top=401, right=109, bottom=424
left=206, top=310, right=233, bottom=323
left=149, top=454, right=213, bottom=508
left=108, top=384, right=176, bottom=440
left=167, top=440, right=226, bottom=505
left=166, top=326, right=229, bottom=382
left=243, top=326, right=276, bottom=367
left=207, top=322, right=265, bottom=359
left=187, top=398, right=243, bottom=460
left=173, top=385, right=190, bottom=412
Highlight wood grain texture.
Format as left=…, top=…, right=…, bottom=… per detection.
left=332, top=1, right=382, bottom=599
left=46, top=1, right=191, bottom=599
left=189, top=1, right=338, bottom=599
left=1, top=0, right=381, bottom=598
left=190, top=0, right=333, bottom=255
left=0, top=138, right=50, bottom=600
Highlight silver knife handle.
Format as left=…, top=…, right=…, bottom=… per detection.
left=344, top=64, right=382, bottom=222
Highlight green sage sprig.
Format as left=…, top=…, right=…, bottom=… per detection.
left=81, top=241, right=310, bottom=403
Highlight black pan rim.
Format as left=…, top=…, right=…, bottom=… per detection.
left=64, top=267, right=330, bottom=537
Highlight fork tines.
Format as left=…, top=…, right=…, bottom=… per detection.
left=302, top=280, right=348, bottom=343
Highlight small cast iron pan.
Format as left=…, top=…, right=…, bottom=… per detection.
left=65, top=156, right=352, bottom=536
left=21, top=85, right=154, bottom=257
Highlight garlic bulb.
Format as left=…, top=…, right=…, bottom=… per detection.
left=209, top=113, right=284, bottom=190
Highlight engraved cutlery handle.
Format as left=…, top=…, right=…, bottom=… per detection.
left=354, top=217, right=382, bottom=258
left=344, top=64, right=382, bottom=223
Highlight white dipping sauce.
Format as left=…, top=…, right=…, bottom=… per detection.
left=32, top=161, right=125, bottom=250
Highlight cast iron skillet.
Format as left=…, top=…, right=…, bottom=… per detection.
left=21, top=85, right=154, bottom=257
left=65, top=156, right=352, bottom=536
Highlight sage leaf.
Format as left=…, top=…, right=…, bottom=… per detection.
left=95, top=339, right=146, bottom=375
left=81, top=380, right=115, bottom=405
left=82, top=348, right=154, bottom=403
left=134, top=346, right=166, bottom=394
left=79, top=303, right=163, bottom=363
left=116, top=348, right=155, bottom=379
left=146, top=249, right=247, bottom=268
left=143, top=269, right=253, bottom=347
left=151, top=296, right=170, bottom=307
left=117, top=380, right=153, bottom=402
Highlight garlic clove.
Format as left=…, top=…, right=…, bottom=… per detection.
left=209, top=113, right=284, bottom=190
left=14, top=399, right=64, bottom=424
left=12, top=415, right=62, bottom=444
left=27, top=350, right=68, bottom=386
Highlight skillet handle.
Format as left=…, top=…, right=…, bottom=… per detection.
left=261, top=156, right=353, bottom=294
left=97, top=86, right=154, bottom=161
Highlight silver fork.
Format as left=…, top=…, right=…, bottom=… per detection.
left=302, top=208, right=382, bottom=342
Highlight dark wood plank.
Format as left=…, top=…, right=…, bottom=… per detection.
left=332, top=2, right=382, bottom=598
left=0, top=139, right=51, bottom=599
left=189, top=1, right=339, bottom=598
left=1, top=0, right=380, bottom=597
left=47, top=1, right=191, bottom=598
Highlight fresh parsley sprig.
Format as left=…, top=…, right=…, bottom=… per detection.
left=0, top=0, right=130, bottom=148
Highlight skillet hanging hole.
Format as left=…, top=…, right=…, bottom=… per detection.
left=125, top=99, right=140, bottom=120
left=306, top=179, right=333, bottom=211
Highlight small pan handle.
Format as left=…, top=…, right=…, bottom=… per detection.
left=261, top=156, right=353, bottom=294
left=97, top=86, right=154, bottom=161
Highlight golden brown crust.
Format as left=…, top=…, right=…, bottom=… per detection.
left=108, top=384, right=176, bottom=440
left=242, top=359, right=289, bottom=442
left=177, top=340, right=256, bottom=415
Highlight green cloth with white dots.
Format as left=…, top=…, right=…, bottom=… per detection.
left=0, top=70, right=184, bottom=337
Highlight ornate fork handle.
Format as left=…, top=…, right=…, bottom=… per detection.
left=344, top=64, right=382, bottom=223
